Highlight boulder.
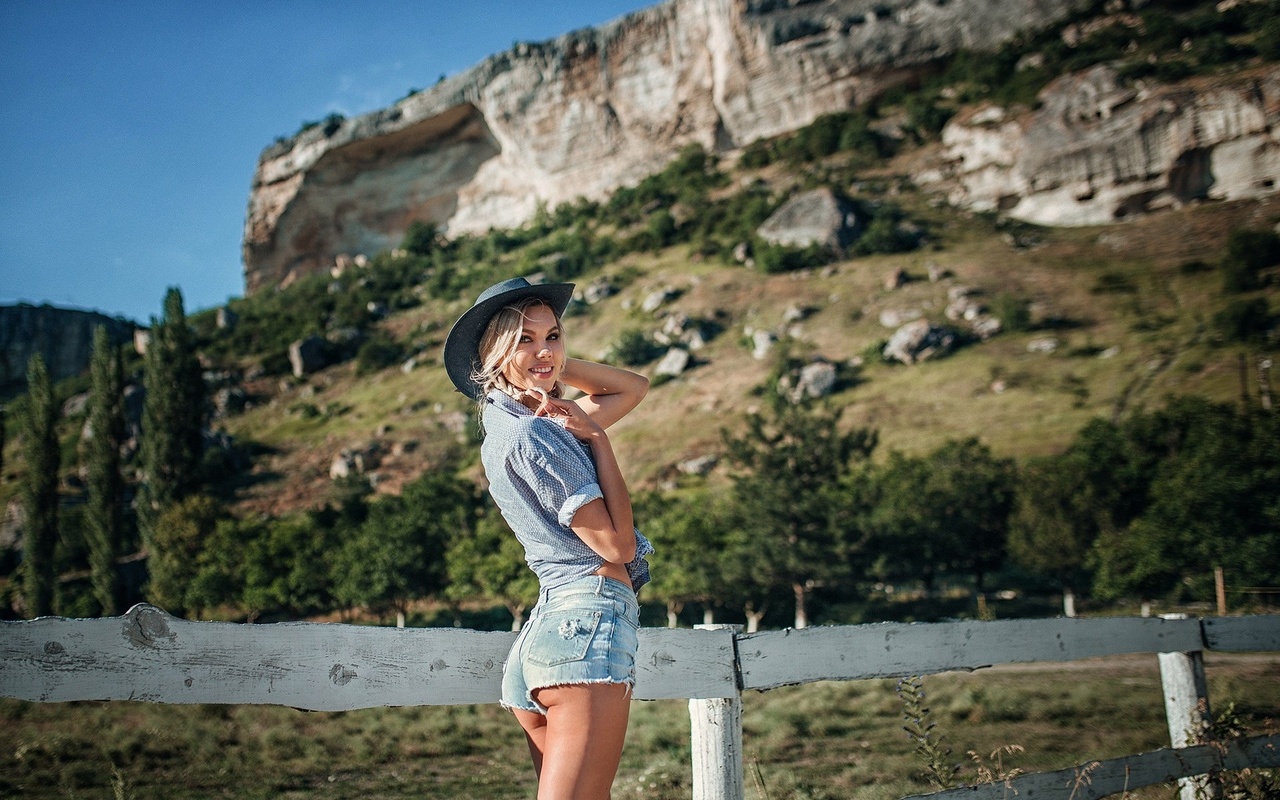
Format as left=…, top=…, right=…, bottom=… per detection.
left=757, top=188, right=858, bottom=252
left=289, top=335, right=329, bottom=378
left=883, top=320, right=957, bottom=365
left=655, top=347, right=691, bottom=378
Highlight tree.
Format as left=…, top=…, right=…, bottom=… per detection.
left=20, top=354, right=60, bottom=617
left=1090, top=398, right=1280, bottom=605
left=85, top=326, right=127, bottom=615
left=640, top=489, right=734, bottom=627
left=445, top=506, right=537, bottom=630
left=148, top=494, right=223, bottom=617
left=335, top=471, right=478, bottom=627
left=866, top=440, right=1014, bottom=607
left=242, top=512, right=340, bottom=622
left=1009, top=455, right=1098, bottom=616
left=723, top=397, right=877, bottom=628
left=139, top=287, right=205, bottom=551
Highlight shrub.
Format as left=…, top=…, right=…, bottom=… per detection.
left=611, top=329, right=665, bottom=366
left=990, top=293, right=1033, bottom=333
left=1214, top=298, right=1274, bottom=344
left=355, top=335, right=405, bottom=376
left=1221, top=227, right=1280, bottom=292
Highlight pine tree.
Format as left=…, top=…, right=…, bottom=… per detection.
left=20, top=353, right=59, bottom=618
left=85, top=326, right=126, bottom=615
left=139, top=287, right=205, bottom=551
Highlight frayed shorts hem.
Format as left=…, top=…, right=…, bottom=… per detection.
left=500, top=677, right=636, bottom=716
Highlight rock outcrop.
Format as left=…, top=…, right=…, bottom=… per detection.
left=0, top=305, right=136, bottom=392
left=924, top=64, right=1280, bottom=225
left=243, top=0, right=1090, bottom=294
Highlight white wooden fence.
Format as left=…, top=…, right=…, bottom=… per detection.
left=2, top=606, right=1278, bottom=799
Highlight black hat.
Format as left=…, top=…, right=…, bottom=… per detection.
left=443, top=277, right=575, bottom=399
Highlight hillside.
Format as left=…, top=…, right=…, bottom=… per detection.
left=213, top=181, right=1280, bottom=517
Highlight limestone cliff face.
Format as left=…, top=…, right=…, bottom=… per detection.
left=925, top=64, right=1280, bottom=225
left=243, top=0, right=1088, bottom=294
left=0, top=305, right=136, bottom=392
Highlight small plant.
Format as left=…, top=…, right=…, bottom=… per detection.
left=898, top=675, right=960, bottom=789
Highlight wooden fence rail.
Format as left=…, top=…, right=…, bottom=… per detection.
left=2, top=606, right=1278, bottom=799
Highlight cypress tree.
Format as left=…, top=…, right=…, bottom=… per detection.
left=139, top=288, right=205, bottom=550
left=86, top=326, right=126, bottom=615
left=20, top=353, right=59, bottom=618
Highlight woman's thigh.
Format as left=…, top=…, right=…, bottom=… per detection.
left=533, top=683, right=632, bottom=800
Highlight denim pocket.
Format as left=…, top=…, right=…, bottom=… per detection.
left=526, top=609, right=603, bottom=666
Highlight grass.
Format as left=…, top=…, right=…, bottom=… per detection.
left=3, top=654, right=1276, bottom=799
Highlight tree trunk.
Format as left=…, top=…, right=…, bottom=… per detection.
left=666, top=600, right=684, bottom=629
left=507, top=603, right=526, bottom=631
left=1063, top=587, right=1077, bottom=618
left=745, top=607, right=765, bottom=633
left=793, top=582, right=808, bottom=630
left=396, top=609, right=406, bottom=629
left=702, top=607, right=715, bottom=626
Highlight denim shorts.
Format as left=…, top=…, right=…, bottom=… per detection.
left=501, top=575, right=640, bottom=715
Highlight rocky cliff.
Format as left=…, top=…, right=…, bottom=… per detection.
left=0, top=305, right=136, bottom=393
left=925, top=63, right=1280, bottom=225
left=243, top=0, right=1089, bottom=294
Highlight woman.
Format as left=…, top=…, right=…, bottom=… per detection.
left=443, top=276, right=653, bottom=800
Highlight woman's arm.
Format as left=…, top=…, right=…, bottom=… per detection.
left=560, top=358, right=648, bottom=430
left=537, top=395, right=637, bottom=565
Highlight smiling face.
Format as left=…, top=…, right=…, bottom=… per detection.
left=499, top=302, right=565, bottom=394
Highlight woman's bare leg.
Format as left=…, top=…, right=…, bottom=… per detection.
left=530, top=683, right=631, bottom=800
left=512, top=707, right=549, bottom=778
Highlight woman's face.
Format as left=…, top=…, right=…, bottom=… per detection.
left=500, top=303, right=564, bottom=393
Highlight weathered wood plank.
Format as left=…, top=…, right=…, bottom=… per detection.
left=737, top=617, right=1204, bottom=691
left=901, top=733, right=1280, bottom=800
left=0, top=605, right=737, bottom=710
left=1202, top=615, right=1280, bottom=652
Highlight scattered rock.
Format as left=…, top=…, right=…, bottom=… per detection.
left=750, top=329, right=777, bottom=360
left=884, top=268, right=908, bottom=290
left=791, top=361, right=837, bottom=401
left=677, top=455, right=718, bottom=476
left=655, top=347, right=691, bottom=378
left=290, top=335, right=329, bottom=378
left=783, top=304, right=812, bottom=323
left=1027, top=337, right=1059, bottom=353
left=216, top=306, right=239, bottom=331
left=883, top=320, right=957, bottom=365
left=1100, top=345, right=1121, bottom=358
left=879, top=308, right=922, bottom=328
left=642, top=287, right=680, bottom=314
left=582, top=277, right=616, bottom=304
left=212, top=387, right=248, bottom=419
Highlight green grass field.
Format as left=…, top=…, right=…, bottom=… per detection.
left=4, top=653, right=1276, bottom=799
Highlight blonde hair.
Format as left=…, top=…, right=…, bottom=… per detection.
left=472, top=298, right=565, bottom=409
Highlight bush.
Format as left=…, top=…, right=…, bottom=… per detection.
left=1221, top=227, right=1280, bottom=292
left=990, top=293, right=1033, bottom=333
left=355, top=335, right=405, bottom=376
left=611, top=329, right=665, bottom=366
left=1214, top=298, right=1274, bottom=344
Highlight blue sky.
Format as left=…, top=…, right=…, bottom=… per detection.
left=0, top=1, right=654, bottom=324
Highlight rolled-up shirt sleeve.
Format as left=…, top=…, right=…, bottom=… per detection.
left=511, top=433, right=604, bottom=530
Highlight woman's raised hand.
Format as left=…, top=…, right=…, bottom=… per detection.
left=526, top=392, right=604, bottom=442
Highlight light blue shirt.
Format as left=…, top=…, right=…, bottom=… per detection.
left=480, top=390, right=653, bottom=591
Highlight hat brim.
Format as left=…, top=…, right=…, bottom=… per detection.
left=443, top=281, right=575, bottom=399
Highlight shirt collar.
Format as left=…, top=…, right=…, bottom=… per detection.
left=487, top=389, right=534, bottom=418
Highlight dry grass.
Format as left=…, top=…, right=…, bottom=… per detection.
left=3, top=652, right=1276, bottom=799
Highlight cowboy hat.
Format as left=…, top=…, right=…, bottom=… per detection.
left=443, top=277, right=575, bottom=399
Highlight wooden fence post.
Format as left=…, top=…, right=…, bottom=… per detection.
left=1158, top=614, right=1217, bottom=800
left=689, top=624, right=744, bottom=800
